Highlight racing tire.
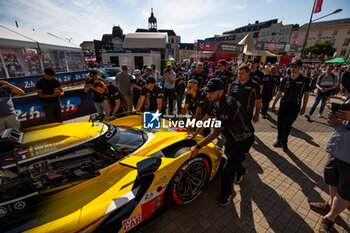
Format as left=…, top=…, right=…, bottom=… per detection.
left=168, top=156, right=210, bottom=205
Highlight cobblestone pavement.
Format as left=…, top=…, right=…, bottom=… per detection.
left=66, top=94, right=349, bottom=233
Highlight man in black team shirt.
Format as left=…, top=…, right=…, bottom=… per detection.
left=131, top=69, right=146, bottom=110
left=272, top=60, right=310, bottom=152
left=188, top=78, right=255, bottom=206
left=211, top=59, right=234, bottom=94
left=249, top=57, right=264, bottom=91
left=229, top=64, right=262, bottom=123
left=93, top=80, right=126, bottom=117
left=36, top=67, right=64, bottom=123
left=135, top=77, right=163, bottom=112
left=190, top=62, right=207, bottom=88
left=84, top=69, right=105, bottom=115
left=261, top=66, right=280, bottom=118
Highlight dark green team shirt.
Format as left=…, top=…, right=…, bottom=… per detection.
left=229, top=79, right=261, bottom=114
left=279, top=74, right=310, bottom=105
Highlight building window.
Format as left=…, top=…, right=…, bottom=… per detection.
left=333, top=30, right=338, bottom=35
left=295, top=33, right=298, bottom=38
left=171, top=38, right=174, bottom=44
left=340, top=49, right=346, bottom=56
left=331, top=39, right=336, bottom=46
left=172, top=48, right=174, bottom=55
left=318, top=31, right=322, bottom=36
left=344, top=38, right=350, bottom=46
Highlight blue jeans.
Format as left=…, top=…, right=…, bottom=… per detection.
left=308, top=94, right=329, bottom=116
left=93, top=101, right=105, bottom=115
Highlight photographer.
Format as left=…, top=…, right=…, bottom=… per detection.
left=0, top=80, right=24, bottom=132
left=309, top=82, right=350, bottom=232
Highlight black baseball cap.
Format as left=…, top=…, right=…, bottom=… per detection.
left=204, top=78, right=224, bottom=93
left=146, top=77, right=156, bottom=84
left=290, top=59, right=303, bottom=67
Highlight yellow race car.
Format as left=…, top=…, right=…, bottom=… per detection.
left=0, top=113, right=222, bottom=233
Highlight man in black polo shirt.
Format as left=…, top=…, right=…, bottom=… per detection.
left=229, top=64, right=262, bottom=123
left=84, top=69, right=105, bottom=115
left=272, top=60, right=310, bottom=152
left=211, top=59, right=234, bottom=94
left=249, top=58, right=264, bottom=91
left=36, top=67, right=64, bottom=123
left=190, top=62, right=207, bottom=88
left=131, top=69, right=146, bottom=110
left=94, top=80, right=126, bottom=117
left=189, top=78, right=255, bottom=206
left=261, top=66, right=280, bottom=118
left=135, top=77, right=163, bottom=112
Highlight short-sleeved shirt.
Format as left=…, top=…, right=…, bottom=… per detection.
left=229, top=79, right=261, bottom=114
left=141, top=85, right=163, bottom=111
left=207, top=94, right=254, bottom=142
left=262, top=74, right=280, bottom=97
left=115, top=72, right=133, bottom=97
left=36, top=77, right=61, bottom=104
left=185, top=88, right=208, bottom=111
left=86, top=78, right=105, bottom=102
left=211, top=70, right=234, bottom=92
left=103, top=84, right=121, bottom=104
left=190, top=71, right=207, bottom=88
left=0, top=87, right=15, bottom=117
left=175, top=78, right=186, bottom=95
left=279, top=74, right=310, bottom=105
left=131, top=78, right=146, bottom=97
left=163, top=71, right=176, bottom=89
left=316, top=73, right=338, bottom=96
left=249, top=69, right=264, bottom=86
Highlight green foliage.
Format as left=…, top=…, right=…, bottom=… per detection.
left=303, top=40, right=336, bottom=57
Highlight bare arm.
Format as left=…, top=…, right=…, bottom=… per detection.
left=157, top=98, right=163, bottom=111
left=1, top=81, right=25, bottom=95
left=111, top=99, right=120, bottom=116
left=104, top=100, right=111, bottom=117
left=135, top=96, right=145, bottom=112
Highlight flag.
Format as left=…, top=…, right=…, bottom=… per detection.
left=314, top=0, right=323, bottom=13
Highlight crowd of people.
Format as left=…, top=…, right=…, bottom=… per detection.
left=0, top=58, right=349, bottom=233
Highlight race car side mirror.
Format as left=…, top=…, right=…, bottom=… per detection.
left=136, top=157, right=161, bottom=178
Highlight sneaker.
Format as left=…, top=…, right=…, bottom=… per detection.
left=305, top=114, right=311, bottom=121
left=218, top=194, right=232, bottom=207
left=273, top=141, right=282, bottom=148
left=262, top=114, right=267, bottom=119
left=283, top=144, right=289, bottom=152
left=235, top=169, right=247, bottom=184
left=310, top=202, right=331, bottom=212
left=319, top=217, right=334, bottom=233
left=318, top=113, right=323, bottom=118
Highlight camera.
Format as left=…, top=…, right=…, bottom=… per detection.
left=331, top=102, right=350, bottom=113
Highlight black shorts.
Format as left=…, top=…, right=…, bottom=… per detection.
left=324, top=155, right=350, bottom=201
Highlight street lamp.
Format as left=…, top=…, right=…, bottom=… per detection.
left=300, top=5, right=343, bottom=58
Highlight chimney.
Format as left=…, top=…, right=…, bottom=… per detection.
left=255, top=20, right=259, bottom=24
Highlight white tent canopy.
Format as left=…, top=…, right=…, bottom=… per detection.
left=123, top=32, right=167, bottom=49
left=0, top=25, right=81, bottom=51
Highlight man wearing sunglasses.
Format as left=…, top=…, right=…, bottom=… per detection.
left=272, top=59, right=310, bottom=152
left=211, top=59, right=234, bottom=94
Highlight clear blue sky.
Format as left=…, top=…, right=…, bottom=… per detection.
left=0, top=0, right=349, bottom=45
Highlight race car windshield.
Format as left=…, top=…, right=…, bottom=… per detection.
left=93, top=125, right=146, bottom=159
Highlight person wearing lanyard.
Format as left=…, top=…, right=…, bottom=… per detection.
left=229, top=64, right=262, bottom=123
left=272, top=59, right=310, bottom=152
left=188, top=78, right=255, bottom=206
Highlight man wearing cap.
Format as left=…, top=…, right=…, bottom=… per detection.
left=115, top=64, right=133, bottom=112
left=162, top=65, right=176, bottom=115
left=135, top=77, right=163, bottom=112
left=261, top=66, right=280, bottom=118
left=211, top=59, right=234, bottom=94
left=190, top=62, right=207, bottom=88
left=189, top=78, right=255, bottom=206
left=84, top=69, right=106, bottom=115
left=187, top=63, right=197, bottom=81
left=272, top=60, right=310, bottom=152
left=229, top=64, right=262, bottom=123
left=250, top=57, right=264, bottom=91
left=131, top=69, right=146, bottom=110
left=150, top=64, right=161, bottom=83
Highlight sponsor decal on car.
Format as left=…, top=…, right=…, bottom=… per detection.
left=122, top=212, right=142, bottom=232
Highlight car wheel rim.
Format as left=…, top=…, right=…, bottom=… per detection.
left=177, top=161, right=207, bottom=200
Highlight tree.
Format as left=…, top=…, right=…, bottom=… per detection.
left=303, top=40, right=336, bottom=57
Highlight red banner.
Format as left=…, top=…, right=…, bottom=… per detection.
left=314, top=0, right=323, bottom=13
